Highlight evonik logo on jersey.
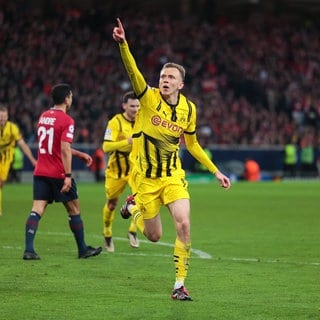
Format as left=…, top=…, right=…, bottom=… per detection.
left=151, top=115, right=183, bottom=134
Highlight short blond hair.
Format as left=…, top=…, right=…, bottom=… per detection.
left=0, top=104, right=8, bottom=112
left=162, top=62, right=186, bottom=81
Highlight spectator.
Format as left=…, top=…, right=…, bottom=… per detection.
left=1, top=2, right=320, bottom=149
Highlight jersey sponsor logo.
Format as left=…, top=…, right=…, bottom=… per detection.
left=151, top=115, right=183, bottom=134
left=39, top=116, right=56, bottom=126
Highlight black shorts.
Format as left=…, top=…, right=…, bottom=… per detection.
left=33, top=176, right=78, bottom=203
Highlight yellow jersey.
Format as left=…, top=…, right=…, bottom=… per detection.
left=103, top=113, right=134, bottom=179
left=119, top=41, right=219, bottom=177
left=132, top=88, right=195, bottom=178
left=119, top=42, right=197, bottom=178
left=0, top=120, right=22, bottom=165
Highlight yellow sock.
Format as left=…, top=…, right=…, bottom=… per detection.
left=131, top=205, right=145, bottom=234
left=173, top=237, right=191, bottom=286
left=128, top=219, right=137, bottom=233
left=102, top=204, right=115, bottom=237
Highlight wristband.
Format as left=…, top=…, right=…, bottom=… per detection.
left=65, top=173, right=72, bottom=178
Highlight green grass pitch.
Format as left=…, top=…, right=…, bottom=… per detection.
left=0, top=180, right=319, bottom=319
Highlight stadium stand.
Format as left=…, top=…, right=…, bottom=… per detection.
left=1, top=1, right=319, bottom=174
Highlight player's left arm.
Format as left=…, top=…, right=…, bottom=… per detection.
left=102, top=140, right=132, bottom=153
left=71, top=148, right=93, bottom=167
left=184, top=133, right=231, bottom=189
left=102, top=116, right=132, bottom=153
left=119, top=42, right=148, bottom=98
left=17, top=138, right=37, bottom=166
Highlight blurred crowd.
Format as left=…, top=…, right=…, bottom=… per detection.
left=1, top=2, right=320, bottom=150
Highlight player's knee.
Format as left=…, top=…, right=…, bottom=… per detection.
left=145, top=231, right=162, bottom=242
left=107, top=199, right=118, bottom=211
left=176, top=216, right=190, bottom=230
left=147, top=235, right=161, bottom=242
left=181, top=220, right=190, bottom=233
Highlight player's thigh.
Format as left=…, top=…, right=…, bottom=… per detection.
left=105, top=176, right=128, bottom=199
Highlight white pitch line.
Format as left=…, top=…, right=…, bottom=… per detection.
left=226, top=257, right=320, bottom=266
left=40, top=231, right=212, bottom=259
left=3, top=231, right=320, bottom=266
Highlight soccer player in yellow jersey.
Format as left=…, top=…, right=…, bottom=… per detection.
left=113, top=18, right=231, bottom=300
left=0, top=105, right=37, bottom=216
left=102, top=91, right=140, bottom=252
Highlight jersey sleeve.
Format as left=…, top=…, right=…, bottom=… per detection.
left=184, top=100, right=197, bottom=134
left=184, top=133, right=218, bottom=174
left=103, top=140, right=131, bottom=153
left=61, top=118, right=74, bottom=143
left=119, top=41, right=148, bottom=97
left=103, top=116, right=131, bottom=153
left=103, top=117, right=120, bottom=142
left=183, top=102, right=218, bottom=173
left=11, top=122, right=23, bottom=141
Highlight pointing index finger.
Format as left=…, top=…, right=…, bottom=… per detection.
left=117, top=17, right=123, bottom=29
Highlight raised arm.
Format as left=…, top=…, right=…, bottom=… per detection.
left=112, top=18, right=147, bottom=97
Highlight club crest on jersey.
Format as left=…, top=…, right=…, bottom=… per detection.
left=178, top=113, right=187, bottom=123
left=151, top=115, right=183, bottom=134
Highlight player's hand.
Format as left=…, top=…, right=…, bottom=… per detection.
left=113, top=18, right=126, bottom=43
left=61, top=177, right=72, bottom=193
left=82, top=154, right=93, bottom=167
left=214, top=171, right=231, bottom=190
left=76, top=151, right=92, bottom=167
